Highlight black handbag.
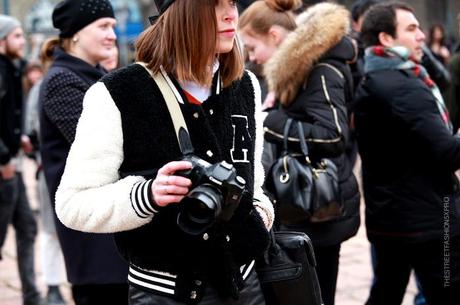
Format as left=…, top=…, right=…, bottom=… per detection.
left=256, top=230, right=323, bottom=305
left=265, top=118, right=342, bottom=224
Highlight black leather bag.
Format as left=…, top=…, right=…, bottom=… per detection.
left=256, top=230, right=323, bottom=305
left=265, top=118, right=342, bottom=224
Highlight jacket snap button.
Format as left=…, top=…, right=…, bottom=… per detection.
left=209, top=109, right=214, bottom=115
left=226, top=235, right=230, bottom=242
left=203, top=233, right=209, bottom=240
left=190, top=291, right=197, bottom=299
left=206, top=150, right=213, bottom=157
left=195, top=280, right=202, bottom=286
left=193, top=112, right=199, bottom=118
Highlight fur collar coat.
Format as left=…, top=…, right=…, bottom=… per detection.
left=264, top=2, right=352, bottom=106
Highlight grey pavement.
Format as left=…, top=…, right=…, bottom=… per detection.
left=0, top=158, right=417, bottom=305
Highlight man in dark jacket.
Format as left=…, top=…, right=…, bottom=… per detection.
left=0, top=15, right=44, bottom=305
left=354, top=2, right=460, bottom=305
left=447, top=14, right=460, bottom=132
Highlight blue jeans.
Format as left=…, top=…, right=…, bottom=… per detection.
left=0, top=173, right=41, bottom=305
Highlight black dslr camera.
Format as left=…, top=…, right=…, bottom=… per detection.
left=175, top=155, right=246, bottom=235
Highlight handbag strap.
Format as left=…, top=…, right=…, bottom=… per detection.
left=282, top=118, right=294, bottom=153
left=282, top=118, right=310, bottom=161
left=296, top=121, right=310, bottom=159
left=137, top=62, right=194, bottom=155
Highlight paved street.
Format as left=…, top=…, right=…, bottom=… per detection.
left=0, top=158, right=417, bottom=305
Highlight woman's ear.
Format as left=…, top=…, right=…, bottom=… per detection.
left=267, top=25, right=288, bottom=46
left=378, top=32, right=395, bottom=48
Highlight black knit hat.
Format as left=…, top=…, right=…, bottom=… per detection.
left=52, top=0, right=115, bottom=38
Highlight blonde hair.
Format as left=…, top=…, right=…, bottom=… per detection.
left=136, top=0, right=243, bottom=87
left=239, top=0, right=301, bottom=36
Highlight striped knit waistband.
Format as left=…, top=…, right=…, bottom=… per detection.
left=128, top=260, right=255, bottom=297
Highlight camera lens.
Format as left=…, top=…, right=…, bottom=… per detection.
left=177, top=184, right=223, bottom=235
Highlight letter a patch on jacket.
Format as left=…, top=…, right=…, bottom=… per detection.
left=231, top=115, right=251, bottom=163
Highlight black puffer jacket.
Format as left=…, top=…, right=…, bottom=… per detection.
left=263, top=4, right=360, bottom=247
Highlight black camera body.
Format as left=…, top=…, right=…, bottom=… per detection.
left=176, top=155, right=246, bottom=235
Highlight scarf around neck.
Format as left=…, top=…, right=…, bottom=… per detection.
left=364, top=45, right=452, bottom=132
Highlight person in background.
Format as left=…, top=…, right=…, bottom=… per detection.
left=38, top=1, right=128, bottom=305
left=447, top=13, right=460, bottom=132
left=239, top=2, right=360, bottom=305
left=22, top=62, right=43, bottom=98
left=427, top=23, right=450, bottom=66
left=452, top=14, right=460, bottom=54
left=346, top=0, right=380, bottom=170
left=355, top=2, right=460, bottom=304
left=54, top=0, right=275, bottom=304
left=421, top=43, right=450, bottom=94
left=100, top=43, right=119, bottom=71
left=24, top=44, right=67, bottom=305
left=0, top=14, right=44, bottom=305
left=349, top=0, right=379, bottom=90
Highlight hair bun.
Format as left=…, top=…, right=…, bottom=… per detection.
left=265, top=0, right=302, bottom=12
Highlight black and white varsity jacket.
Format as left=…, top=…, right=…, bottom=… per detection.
left=55, top=64, right=274, bottom=303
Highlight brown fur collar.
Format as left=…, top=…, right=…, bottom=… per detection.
left=264, top=3, right=350, bottom=106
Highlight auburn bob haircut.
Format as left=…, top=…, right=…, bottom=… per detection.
left=136, top=0, right=244, bottom=87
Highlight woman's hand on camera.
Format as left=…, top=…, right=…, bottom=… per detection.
left=151, top=161, right=193, bottom=207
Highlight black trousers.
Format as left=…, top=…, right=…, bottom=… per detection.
left=128, top=270, right=265, bottom=305
left=0, top=173, right=41, bottom=305
left=366, top=236, right=460, bottom=305
left=72, top=283, right=129, bottom=305
left=314, top=244, right=341, bottom=305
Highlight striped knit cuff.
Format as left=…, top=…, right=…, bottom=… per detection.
left=130, top=180, right=161, bottom=218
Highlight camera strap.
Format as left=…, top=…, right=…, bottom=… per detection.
left=137, top=62, right=195, bottom=155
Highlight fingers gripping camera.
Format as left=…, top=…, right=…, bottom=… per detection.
left=175, top=155, right=246, bottom=236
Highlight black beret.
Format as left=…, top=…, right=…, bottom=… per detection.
left=52, top=0, right=115, bottom=38
left=156, top=0, right=176, bottom=14
left=149, top=0, right=176, bottom=24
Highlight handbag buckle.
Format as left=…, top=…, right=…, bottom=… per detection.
left=280, top=156, right=290, bottom=183
left=280, top=173, right=290, bottom=183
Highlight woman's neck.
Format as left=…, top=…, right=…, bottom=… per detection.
left=179, top=60, right=220, bottom=102
left=68, top=48, right=97, bottom=67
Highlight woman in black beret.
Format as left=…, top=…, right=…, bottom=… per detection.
left=38, top=1, right=126, bottom=305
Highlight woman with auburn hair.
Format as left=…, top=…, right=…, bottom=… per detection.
left=55, top=0, right=274, bottom=304
left=240, top=2, right=360, bottom=305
